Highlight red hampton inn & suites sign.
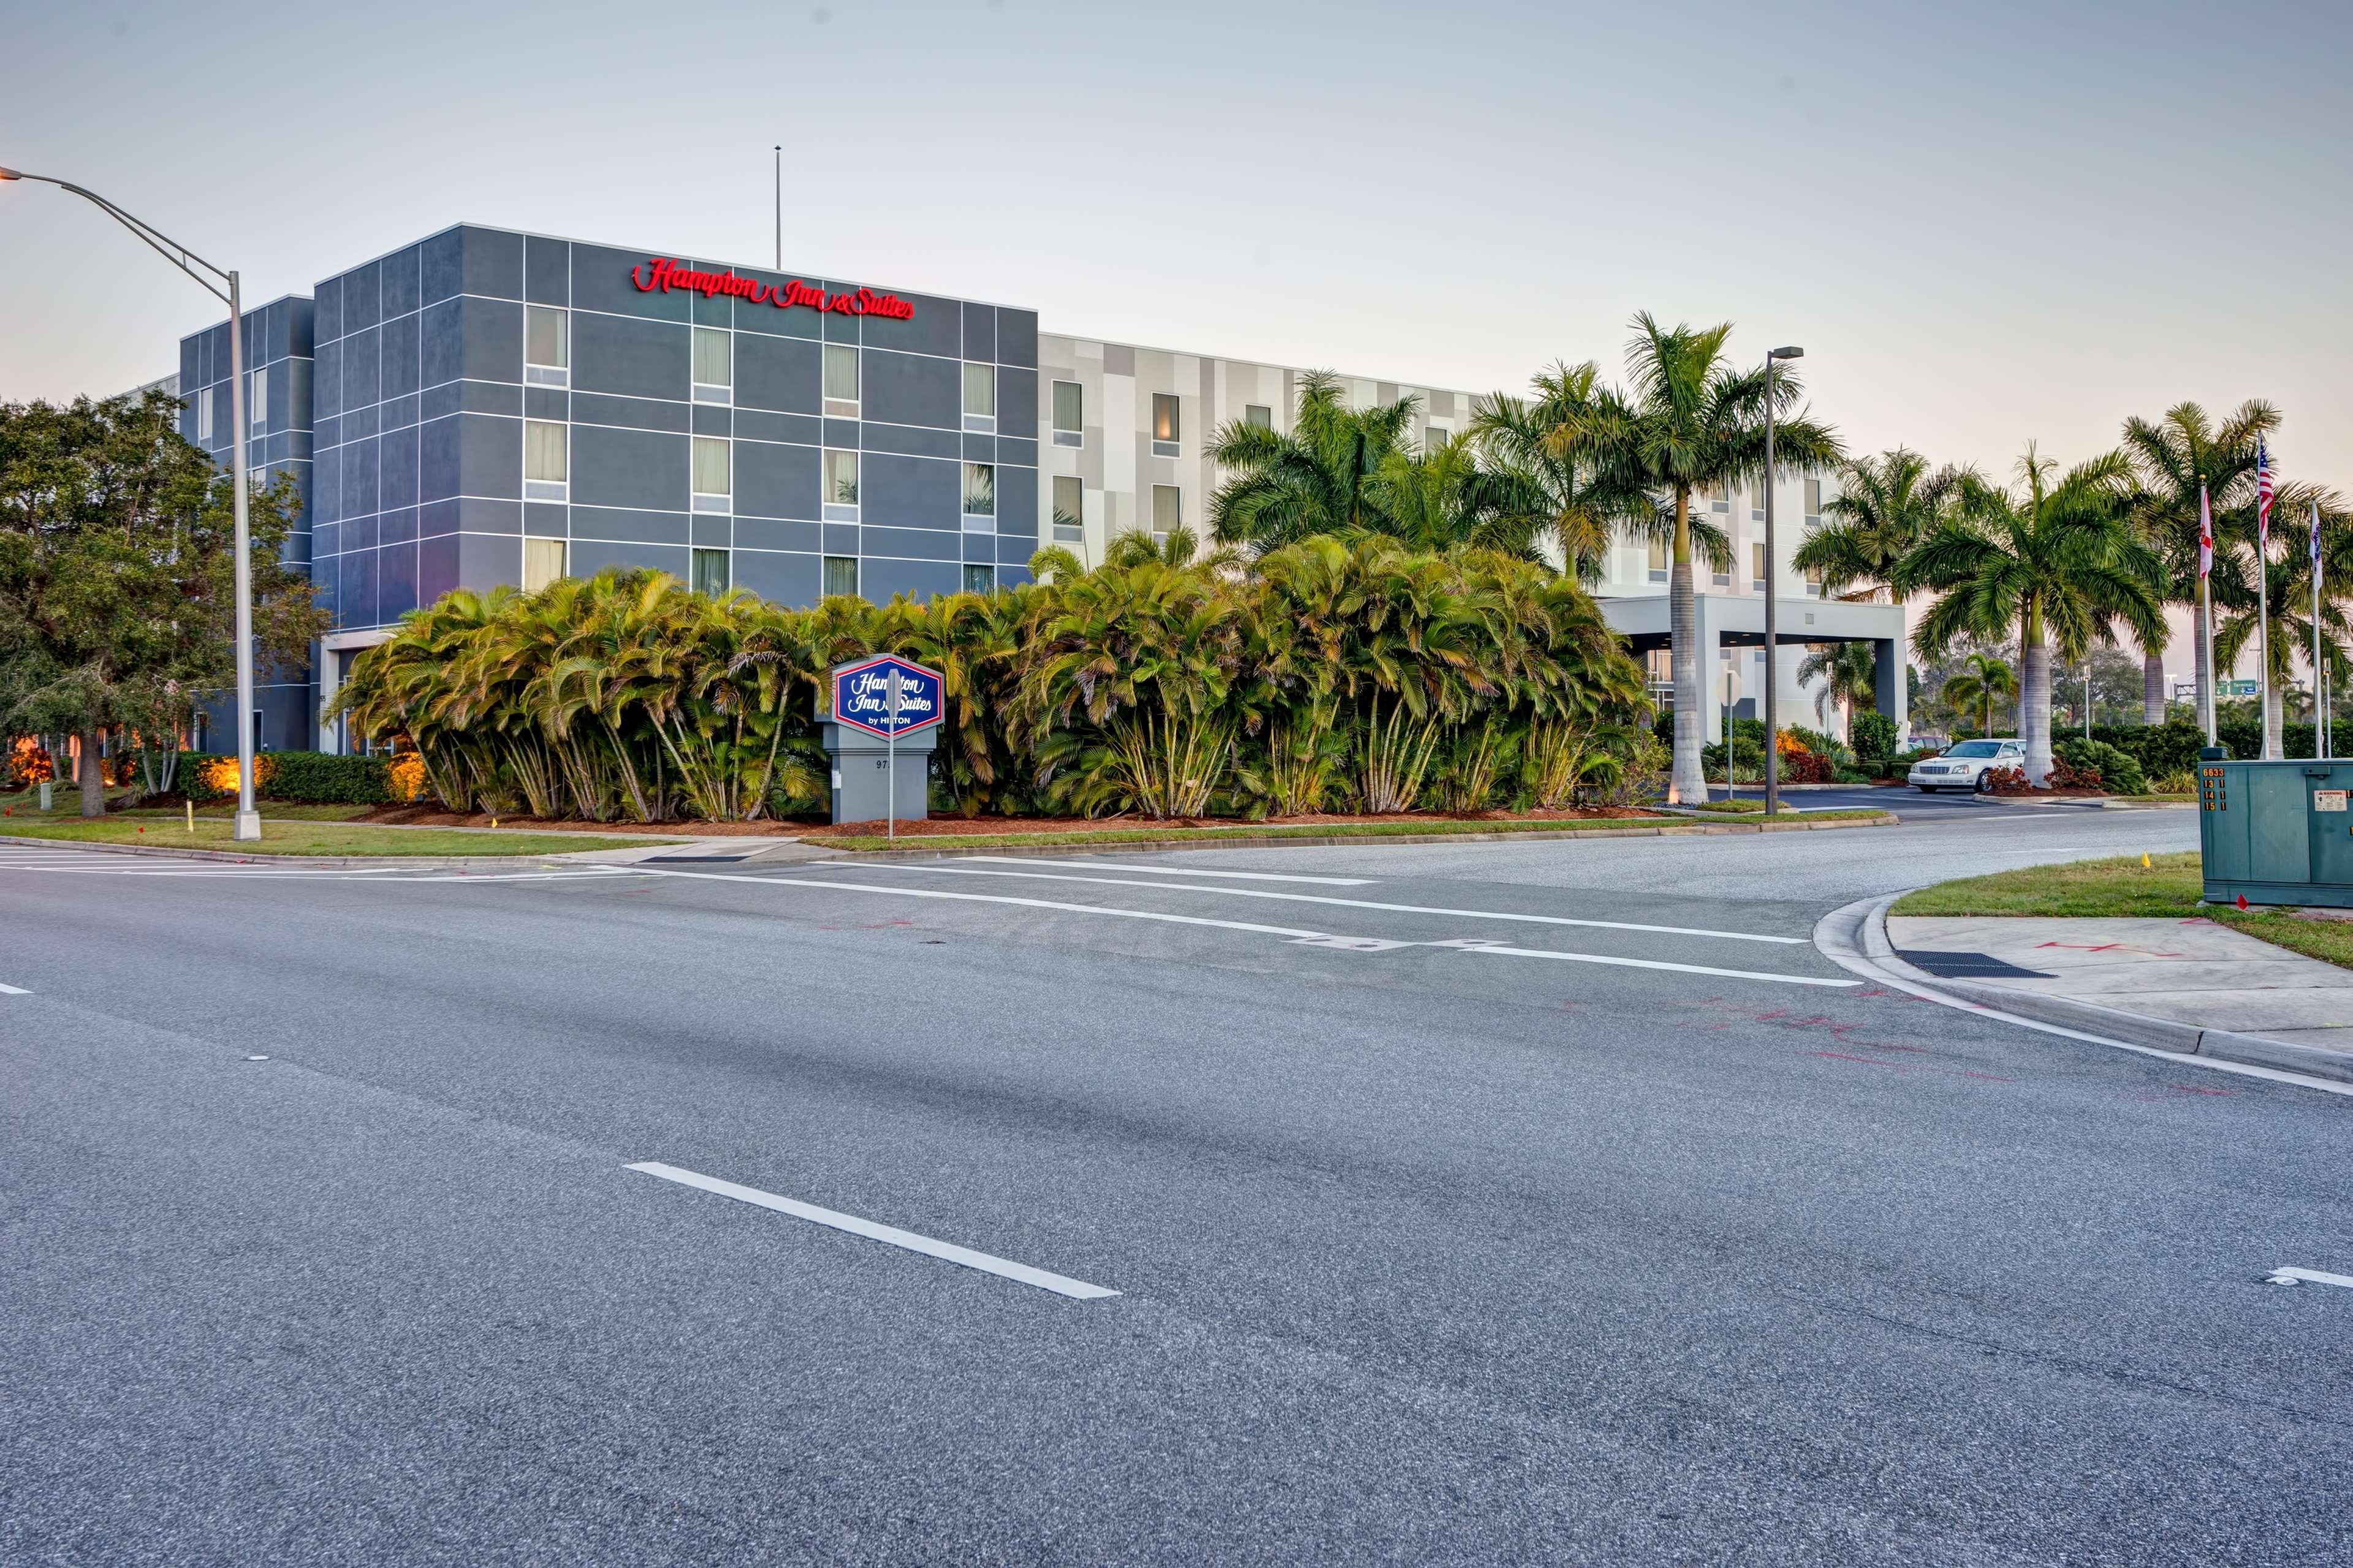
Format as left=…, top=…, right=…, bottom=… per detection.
left=630, top=257, right=914, bottom=320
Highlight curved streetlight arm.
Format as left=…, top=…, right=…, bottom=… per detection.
left=0, top=169, right=233, bottom=305
left=1, top=165, right=262, bottom=841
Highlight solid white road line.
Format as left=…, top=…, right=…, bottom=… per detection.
left=837, top=860, right=1806, bottom=945
left=1462, top=944, right=1860, bottom=988
left=969, top=857, right=1374, bottom=886
left=625, top=1161, right=1119, bottom=1300
left=0, top=981, right=28, bottom=995
left=2266, top=1266, right=2353, bottom=1289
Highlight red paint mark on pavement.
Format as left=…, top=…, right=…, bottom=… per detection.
left=1804, top=1050, right=2015, bottom=1083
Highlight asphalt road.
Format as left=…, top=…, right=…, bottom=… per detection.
left=6, top=804, right=2350, bottom=1567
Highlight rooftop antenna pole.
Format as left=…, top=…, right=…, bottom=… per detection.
left=773, top=145, right=781, bottom=270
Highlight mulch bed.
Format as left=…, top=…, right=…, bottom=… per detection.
left=348, top=804, right=1663, bottom=838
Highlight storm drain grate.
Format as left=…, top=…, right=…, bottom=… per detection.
left=1897, top=950, right=2056, bottom=980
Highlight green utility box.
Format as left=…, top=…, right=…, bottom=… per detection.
left=2197, top=749, right=2353, bottom=908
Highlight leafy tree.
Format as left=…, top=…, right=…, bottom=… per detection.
left=2119, top=401, right=2275, bottom=725
left=1898, top=447, right=2167, bottom=784
left=1577, top=314, right=1841, bottom=801
left=0, top=392, right=323, bottom=815
left=1207, top=370, right=1418, bottom=552
left=1794, top=640, right=1880, bottom=731
left=1465, top=362, right=1651, bottom=580
left=1793, top=448, right=1965, bottom=600
left=1939, top=652, right=2018, bottom=738
left=2211, top=480, right=2353, bottom=741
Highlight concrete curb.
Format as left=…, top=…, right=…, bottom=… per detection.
left=0, top=831, right=667, bottom=869
left=1813, top=893, right=2353, bottom=1087
left=820, top=813, right=1898, bottom=860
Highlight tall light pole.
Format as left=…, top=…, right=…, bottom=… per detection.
left=1762, top=345, right=1803, bottom=818
left=1, top=167, right=262, bottom=841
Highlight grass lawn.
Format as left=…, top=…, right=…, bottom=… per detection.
left=0, top=816, right=667, bottom=857
left=824, top=810, right=1891, bottom=852
left=1891, top=850, right=2353, bottom=972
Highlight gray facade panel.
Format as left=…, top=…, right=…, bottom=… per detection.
left=962, top=303, right=995, bottom=366
left=461, top=227, right=525, bottom=301
left=381, top=312, right=420, bottom=400
left=458, top=530, right=523, bottom=591
left=343, top=327, right=381, bottom=411
left=382, top=244, right=422, bottom=319
left=569, top=539, right=686, bottom=579
left=462, top=297, right=524, bottom=385
left=344, top=261, right=381, bottom=333
left=996, top=367, right=1038, bottom=439
left=572, top=243, right=689, bottom=322
left=313, top=446, right=341, bottom=525
left=571, top=424, right=686, bottom=512
left=574, top=310, right=686, bottom=401
left=692, top=404, right=730, bottom=437
left=823, top=523, right=861, bottom=555
left=313, top=275, right=341, bottom=345
left=995, top=534, right=1038, bottom=566
left=862, top=350, right=957, bottom=430
left=996, top=436, right=1037, bottom=468
left=736, top=409, right=822, bottom=446
left=457, top=497, right=522, bottom=534
left=572, top=507, right=689, bottom=545
left=525, top=502, right=567, bottom=536
left=419, top=416, right=460, bottom=504
left=381, top=506, right=419, bottom=544
left=859, top=294, right=957, bottom=359
left=525, top=387, right=568, bottom=422
left=422, top=229, right=463, bottom=306
left=379, top=540, right=420, bottom=621
left=995, top=466, right=1037, bottom=537
left=572, top=392, right=688, bottom=434
left=863, top=423, right=959, bottom=461
left=736, top=441, right=820, bottom=520
left=379, top=425, right=420, bottom=510
left=862, top=525, right=959, bottom=561
left=735, top=333, right=819, bottom=414
left=458, top=412, right=522, bottom=501
left=860, top=557, right=960, bottom=603
left=995, top=308, right=1038, bottom=368
left=420, top=299, right=462, bottom=388
left=691, top=515, right=731, bottom=547
left=341, top=437, right=378, bottom=520
left=735, top=517, right=822, bottom=554
left=525, top=235, right=569, bottom=306
left=460, top=381, right=523, bottom=417
left=419, top=498, right=460, bottom=537
left=420, top=532, right=459, bottom=603
left=732, top=548, right=820, bottom=608
left=860, top=452, right=958, bottom=529
left=420, top=381, right=463, bottom=424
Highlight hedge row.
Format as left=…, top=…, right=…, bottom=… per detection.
left=2086, top=719, right=2327, bottom=776
left=178, top=751, right=398, bottom=805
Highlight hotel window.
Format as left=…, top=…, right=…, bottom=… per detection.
left=1711, top=484, right=1730, bottom=513
left=823, top=555, right=858, bottom=599
left=522, top=537, right=567, bottom=593
left=823, top=344, right=859, bottom=417
left=823, top=449, right=859, bottom=518
left=1245, top=403, right=1272, bottom=431
left=1151, top=483, right=1181, bottom=537
left=1425, top=423, right=1450, bottom=451
left=692, top=436, right=731, bottom=512
left=1152, top=393, right=1180, bottom=457
left=1647, top=536, right=1668, bottom=583
left=964, top=564, right=994, bottom=594
left=1804, top=477, right=1823, bottom=521
left=691, top=547, right=731, bottom=597
left=1052, top=380, right=1084, bottom=447
left=249, top=367, right=267, bottom=431
left=692, top=327, right=732, bottom=404
left=523, top=420, right=568, bottom=500
left=197, top=386, right=214, bottom=442
left=1751, top=483, right=1768, bottom=522
left=1752, top=542, right=1768, bottom=593
left=962, top=462, right=996, bottom=529
left=1804, top=563, right=1825, bottom=598
left=1052, top=474, right=1083, bottom=543
left=525, top=306, right=569, bottom=387
left=962, top=363, right=996, bottom=433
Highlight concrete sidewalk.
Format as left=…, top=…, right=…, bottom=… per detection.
left=1885, top=911, right=2353, bottom=1080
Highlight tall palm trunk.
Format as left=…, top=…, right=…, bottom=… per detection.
left=1669, top=487, right=1705, bottom=802
left=2021, top=602, right=2052, bottom=787
left=78, top=725, right=105, bottom=817
left=2142, top=648, right=2167, bottom=725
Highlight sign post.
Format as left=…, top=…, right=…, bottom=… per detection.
left=1721, top=666, right=1742, bottom=801
left=821, top=655, right=945, bottom=828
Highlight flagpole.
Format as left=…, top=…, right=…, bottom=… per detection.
left=2255, top=439, right=2277, bottom=758
left=2199, top=480, right=2218, bottom=748
left=2318, top=499, right=2330, bottom=760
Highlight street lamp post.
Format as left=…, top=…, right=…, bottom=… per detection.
left=1, top=167, right=261, bottom=841
left=1762, top=346, right=1803, bottom=819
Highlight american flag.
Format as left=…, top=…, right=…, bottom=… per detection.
left=2256, top=436, right=2275, bottom=546
left=2199, top=483, right=2214, bottom=579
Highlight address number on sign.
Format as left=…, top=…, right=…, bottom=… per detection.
left=2317, top=790, right=2349, bottom=812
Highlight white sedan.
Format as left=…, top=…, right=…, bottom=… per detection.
left=1908, top=738, right=2025, bottom=792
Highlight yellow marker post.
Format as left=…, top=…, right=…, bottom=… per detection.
left=186, top=800, right=195, bottom=833
left=2142, top=852, right=2152, bottom=869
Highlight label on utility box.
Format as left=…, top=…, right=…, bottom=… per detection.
left=2317, top=790, right=2349, bottom=812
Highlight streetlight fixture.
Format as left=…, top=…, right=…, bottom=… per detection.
left=1, top=167, right=262, bottom=841
left=1762, top=345, right=1803, bottom=819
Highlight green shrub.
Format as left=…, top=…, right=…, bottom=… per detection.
left=2056, top=737, right=2146, bottom=796
left=1850, top=710, right=1899, bottom=761
left=179, top=751, right=393, bottom=804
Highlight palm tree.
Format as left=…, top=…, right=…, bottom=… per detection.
left=1102, top=526, right=1242, bottom=573
left=2119, top=401, right=2276, bottom=725
left=1795, top=640, right=1880, bottom=733
left=2212, top=481, right=2353, bottom=748
left=1576, top=314, right=1841, bottom=802
left=1363, top=433, right=1521, bottom=558
left=1898, top=447, right=2166, bottom=784
left=1207, top=370, right=1419, bottom=551
left=1465, top=362, right=1652, bottom=581
left=1793, top=449, right=1965, bottom=601
left=1938, top=651, right=2018, bottom=739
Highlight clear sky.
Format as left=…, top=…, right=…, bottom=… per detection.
left=5, top=0, right=2349, bottom=499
